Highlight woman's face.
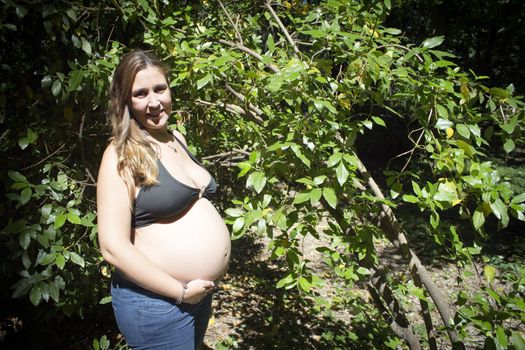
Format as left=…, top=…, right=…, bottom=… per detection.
left=129, top=66, right=172, bottom=133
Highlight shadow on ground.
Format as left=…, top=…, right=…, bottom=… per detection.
left=210, top=234, right=398, bottom=349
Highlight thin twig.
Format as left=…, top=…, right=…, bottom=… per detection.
left=218, top=39, right=280, bottom=73
left=399, top=108, right=433, bottom=172
left=217, top=0, right=243, bottom=44
left=21, top=143, right=67, bottom=170
left=499, top=105, right=508, bottom=123
left=202, top=149, right=250, bottom=161
left=194, top=99, right=264, bottom=123
left=224, top=82, right=265, bottom=117
left=265, top=1, right=301, bottom=57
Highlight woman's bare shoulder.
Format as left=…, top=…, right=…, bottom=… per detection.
left=171, top=129, right=188, bottom=146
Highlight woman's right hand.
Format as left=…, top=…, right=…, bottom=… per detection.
left=182, top=279, right=215, bottom=304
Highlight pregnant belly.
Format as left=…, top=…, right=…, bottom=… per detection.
left=134, top=199, right=231, bottom=283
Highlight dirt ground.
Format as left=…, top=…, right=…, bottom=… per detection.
left=204, top=224, right=525, bottom=349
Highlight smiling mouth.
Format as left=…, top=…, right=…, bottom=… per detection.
left=147, top=111, right=163, bottom=118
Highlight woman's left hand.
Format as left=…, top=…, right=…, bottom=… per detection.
left=182, top=279, right=215, bottom=304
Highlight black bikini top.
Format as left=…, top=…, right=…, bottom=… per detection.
left=133, top=136, right=217, bottom=228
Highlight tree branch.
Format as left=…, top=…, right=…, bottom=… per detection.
left=194, top=98, right=264, bottom=123
left=354, top=155, right=464, bottom=349
left=319, top=197, right=421, bottom=349
left=218, top=39, right=280, bottom=73
left=265, top=1, right=301, bottom=57
left=224, top=82, right=265, bottom=117
left=368, top=278, right=422, bottom=350
left=217, top=0, right=243, bottom=45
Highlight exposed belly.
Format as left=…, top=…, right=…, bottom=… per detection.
left=134, top=199, right=231, bottom=284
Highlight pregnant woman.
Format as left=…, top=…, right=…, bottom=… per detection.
left=97, top=49, right=231, bottom=349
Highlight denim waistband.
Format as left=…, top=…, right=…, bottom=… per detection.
left=111, top=269, right=219, bottom=303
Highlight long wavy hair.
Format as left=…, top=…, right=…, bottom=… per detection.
left=108, top=49, right=169, bottom=199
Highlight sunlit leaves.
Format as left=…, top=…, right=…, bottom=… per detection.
left=422, top=36, right=445, bottom=49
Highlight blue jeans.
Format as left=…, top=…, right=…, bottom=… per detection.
left=111, top=271, right=212, bottom=350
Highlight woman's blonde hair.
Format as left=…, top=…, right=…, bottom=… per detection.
left=108, top=49, right=169, bottom=199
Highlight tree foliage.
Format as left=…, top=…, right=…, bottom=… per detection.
left=1, top=1, right=524, bottom=349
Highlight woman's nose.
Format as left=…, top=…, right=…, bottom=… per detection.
left=147, top=97, right=161, bottom=109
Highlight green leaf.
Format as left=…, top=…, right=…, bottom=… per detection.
left=81, top=37, right=91, bottom=55
left=313, top=176, right=327, bottom=186
left=323, top=187, right=337, bottom=209
left=356, top=267, right=370, bottom=275
left=225, top=208, right=244, bottom=218
left=298, top=276, right=311, bottom=292
left=19, top=231, right=30, bottom=249
left=276, top=273, right=294, bottom=289
left=213, top=54, right=234, bottom=67
left=302, top=29, right=326, bottom=38
left=41, top=253, right=56, bottom=265
left=384, top=27, right=401, bottom=35
left=68, top=70, right=83, bottom=92
left=473, top=206, right=485, bottom=230
left=30, top=284, right=42, bottom=306
left=196, top=73, right=212, bottom=90
left=511, top=192, right=525, bottom=204
left=402, top=194, right=419, bottom=203
left=8, top=170, right=28, bottom=183
left=434, top=181, right=458, bottom=202
left=20, top=187, right=32, bottom=205
left=54, top=213, right=67, bottom=229
left=27, top=128, right=38, bottom=143
left=291, top=144, right=311, bottom=167
left=430, top=211, right=439, bottom=229
left=232, top=217, right=244, bottom=233
left=456, top=124, right=470, bottom=139
left=490, top=198, right=509, bottom=227
left=266, top=34, right=275, bottom=52
left=256, top=218, right=266, bottom=235
left=409, top=286, right=427, bottom=301
left=55, top=254, right=65, bottom=270
left=51, top=79, right=61, bottom=97
left=335, top=161, right=349, bottom=186
left=327, top=152, right=342, bottom=167
left=69, top=252, right=85, bottom=267
left=310, top=188, right=322, bottom=205
left=293, top=192, right=311, bottom=205
left=67, top=212, right=81, bottom=225
left=456, top=140, right=476, bottom=158
left=251, top=172, right=267, bottom=194
left=100, top=335, right=109, bottom=350
left=371, top=116, right=386, bottom=127
left=100, top=296, right=112, bottom=304
left=511, top=331, right=525, bottom=350
left=496, top=326, right=508, bottom=348
left=48, top=282, right=59, bottom=302
left=435, top=117, right=452, bottom=129
left=422, top=36, right=444, bottom=49
left=18, top=137, right=29, bottom=149
left=503, top=139, right=515, bottom=153
left=484, top=265, right=496, bottom=285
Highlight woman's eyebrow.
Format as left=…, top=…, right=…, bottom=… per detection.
left=132, top=87, right=148, bottom=95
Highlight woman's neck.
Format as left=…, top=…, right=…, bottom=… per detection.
left=142, top=127, right=171, bottom=143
